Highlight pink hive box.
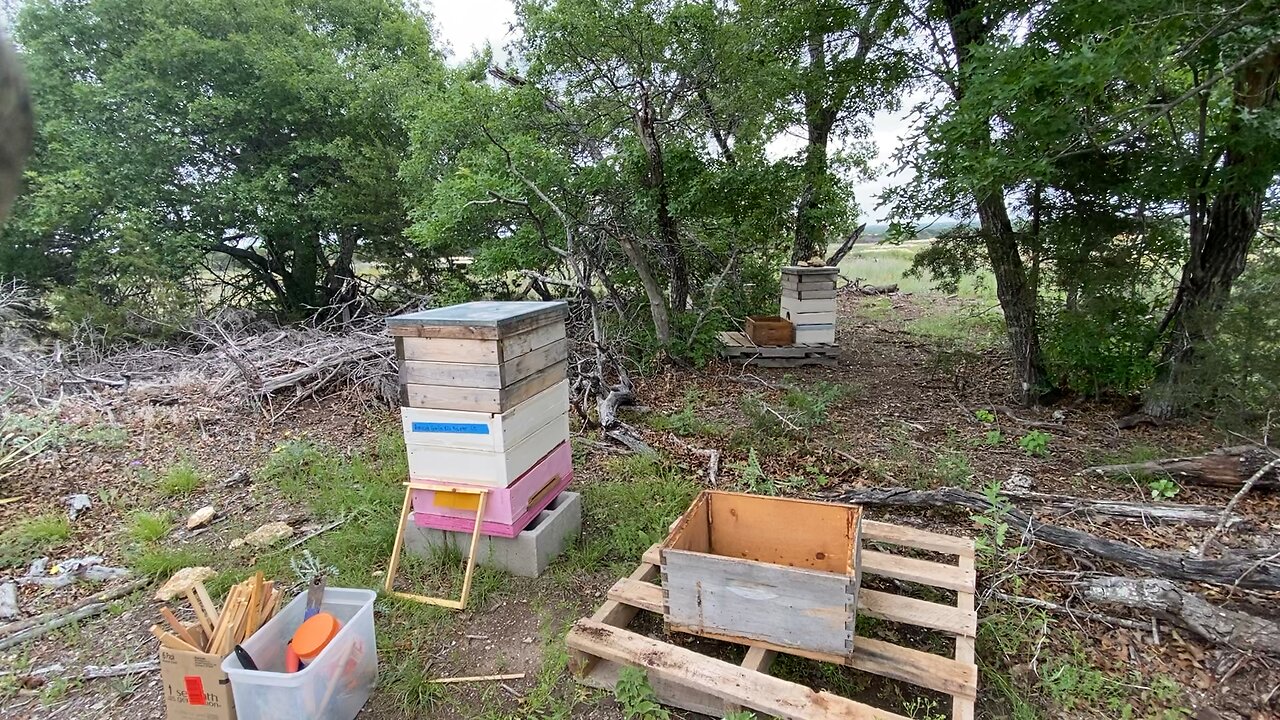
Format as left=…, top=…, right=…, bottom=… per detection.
left=412, top=440, right=572, bottom=538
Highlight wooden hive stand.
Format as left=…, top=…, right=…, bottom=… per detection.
left=565, top=519, right=978, bottom=720
left=717, top=331, right=839, bottom=368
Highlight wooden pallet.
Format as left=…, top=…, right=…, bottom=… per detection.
left=717, top=331, right=839, bottom=367
left=566, top=519, right=978, bottom=720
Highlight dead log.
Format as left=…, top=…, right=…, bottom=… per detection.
left=0, top=577, right=149, bottom=650
left=1079, top=445, right=1279, bottom=489
left=824, top=223, right=866, bottom=267
left=831, top=487, right=1280, bottom=591
left=1080, top=576, right=1280, bottom=656
left=1001, top=490, right=1245, bottom=527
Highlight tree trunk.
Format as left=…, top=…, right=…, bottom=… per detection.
left=614, top=233, right=672, bottom=348
left=979, top=195, right=1051, bottom=403
left=944, top=0, right=1050, bottom=404
left=1145, top=49, right=1280, bottom=417
left=1079, top=445, right=1279, bottom=489
left=791, top=24, right=837, bottom=265
left=635, top=90, right=688, bottom=312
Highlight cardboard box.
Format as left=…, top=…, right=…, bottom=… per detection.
left=160, top=636, right=236, bottom=720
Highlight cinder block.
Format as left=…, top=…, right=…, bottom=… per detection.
left=404, top=491, right=582, bottom=578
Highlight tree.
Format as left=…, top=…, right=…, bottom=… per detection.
left=4, top=0, right=442, bottom=321
left=745, top=0, right=908, bottom=264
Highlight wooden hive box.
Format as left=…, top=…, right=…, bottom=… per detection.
left=744, top=315, right=794, bottom=347
left=388, top=301, right=569, bottom=413
left=660, top=491, right=862, bottom=658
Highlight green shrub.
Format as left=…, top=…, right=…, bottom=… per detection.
left=159, top=460, right=204, bottom=495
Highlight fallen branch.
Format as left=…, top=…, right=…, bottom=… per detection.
left=0, top=660, right=159, bottom=680
left=824, top=223, right=865, bottom=267
left=1199, top=456, right=1280, bottom=556
left=831, top=487, right=1280, bottom=591
left=1080, top=576, right=1280, bottom=656
left=432, top=672, right=526, bottom=684
left=995, top=405, right=1085, bottom=438
left=1079, top=445, right=1280, bottom=489
left=988, top=590, right=1150, bottom=631
left=0, top=578, right=149, bottom=650
left=272, top=515, right=348, bottom=554
left=1002, top=490, right=1245, bottom=527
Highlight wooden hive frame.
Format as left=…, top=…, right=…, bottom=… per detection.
left=565, top=518, right=978, bottom=720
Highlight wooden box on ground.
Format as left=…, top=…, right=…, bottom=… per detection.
left=565, top=519, right=979, bottom=720
left=160, top=627, right=236, bottom=720
left=388, top=301, right=568, bottom=413
left=406, top=410, right=569, bottom=487
left=660, top=491, right=862, bottom=658
left=412, top=440, right=573, bottom=537
left=744, top=315, right=794, bottom=346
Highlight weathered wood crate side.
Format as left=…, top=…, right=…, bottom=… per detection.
left=396, top=321, right=565, bottom=365
left=745, top=315, right=795, bottom=347
left=399, top=338, right=568, bottom=389
left=660, top=491, right=862, bottom=658
left=662, top=550, right=855, bottom=656
left=400, top=360, right=568, bottom=413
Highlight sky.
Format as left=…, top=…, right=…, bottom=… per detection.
left=428, top=0, right=913, bottom=222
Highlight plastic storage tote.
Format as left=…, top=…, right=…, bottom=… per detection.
left=221, top=587, right=377, bottom=720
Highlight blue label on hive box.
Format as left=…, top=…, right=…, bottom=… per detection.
left=411, top=421, right=490, bottom=435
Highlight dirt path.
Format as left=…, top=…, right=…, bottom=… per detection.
left=1, top=290, right=1277, bottom=719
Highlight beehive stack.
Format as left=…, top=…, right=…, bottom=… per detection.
left=386, top=302, right=574, bottom=545
left=780, top=266, right=838, bottom=344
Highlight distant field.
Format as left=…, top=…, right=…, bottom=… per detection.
left=835, top=240, right=995, bottom=299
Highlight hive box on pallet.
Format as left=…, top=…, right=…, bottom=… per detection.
left=406, top=410, right=569, bottom=487
left=744, top=315, right=794, bottom=347
left=389, top=301, right=569, bottom=413
left=780, top=296, right=836, bottom=315
left=412, top=440, right=572, bottom=537
left=794, top=325, right=835, bottom=345
left=780, top=308, right=836, bottom=327
left=400, top=381, right=569, bottom=453
left=408, top=491, right=583, bottom=578
left=660, top=491, right=862, bottom=659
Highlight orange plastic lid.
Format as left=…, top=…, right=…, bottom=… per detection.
left=292, top=613, right=341, bottom=660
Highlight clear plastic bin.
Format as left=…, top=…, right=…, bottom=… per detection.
left=221, top=587, right=377, bottom=720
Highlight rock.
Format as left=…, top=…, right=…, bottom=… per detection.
left=186, top=506, right=216, bottom=530
left=1006, top=470, right=1035, bottom=492
left=19, top=556, right=130, bottom=588
left=155, top=566, right=216, bottom=601
left=229, top=538, right=245, bottom=550
left=64, top=493, right=92, bottom=521
left=243, top=522, right=293, bottom=548
left=0, top=581, right=18, bottom=620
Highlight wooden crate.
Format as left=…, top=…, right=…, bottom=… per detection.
left=745, top=315, right=795, bottom=346
left=660, top=492, right=861, bottom=658
left=412, top=440, right=572, bottom=537
left=400, top=361, right=566, bottom=414
left=395, top=320, right=564, bottom=365
left=400, top=381, right=569, bottom=453
left=717, top=331, right=837, bottom=367
left=780, top=296, right=837, bottom=315
left=566, top=519, right=978, bottom=720
left=406, top=411, right=569, bottom=487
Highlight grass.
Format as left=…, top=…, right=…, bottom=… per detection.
left=556, top=453, right=699, bottom=578
left=907, top=307, right=1005, bottom=348
left=836, top=242, right=996, bottom=298
left=126, top=511, right=173, bottom=544
left=0, top=513, right=72, bottom=567
left=646, top=389, right=727, bottom=438
left=127, top=546, right=212, bottom=578
left=158, top=459, right=204, bottom=496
